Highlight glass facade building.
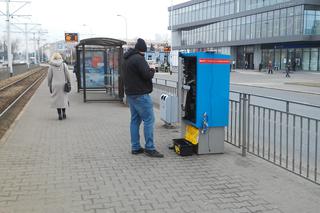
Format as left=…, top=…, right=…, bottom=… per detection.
left=169, top=0, right=320, bottom=71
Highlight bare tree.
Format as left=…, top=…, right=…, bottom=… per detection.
left=0, top=37, right=20, bottom=60
left=11, top=38, right=20, bottom=56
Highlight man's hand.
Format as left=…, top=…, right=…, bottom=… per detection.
left=149, top=64, right=156, bottom=69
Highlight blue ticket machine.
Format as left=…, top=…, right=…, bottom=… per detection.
left=179, top=52, right=230, bottom=154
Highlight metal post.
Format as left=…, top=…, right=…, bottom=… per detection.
left=177, top=57, right=183, bottom=124
left=70, top=47, right=73, bottom=65
left=24, top=23, right=29, bottom=68
left=82, top=45, right=86, bottom=102
left=170, top=0, right=173, bottom=72
left=286, top=101, right=289, bottom=168
left=118, top=47, right=124, bottom=99
left=242, top=93, right=248, bottom=157
left=41, top=45, right=44, bottom=63
left=33, top=33, right=37, bottom=64
left=6, top=0, right=13, bottom=76
left=117, top=14, right=127, bottom=45
left=37, top=35, right=40, bottom=64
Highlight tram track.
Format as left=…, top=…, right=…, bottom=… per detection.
left=0, top=66, right=48, bottom=141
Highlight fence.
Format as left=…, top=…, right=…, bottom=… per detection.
left=0, top=64, right=39, bottom=80
left=153, top=76, right=320, bottom=185
left=152, top=78, right=178, bottom=106
left=228, top=91, right=320, bottom=184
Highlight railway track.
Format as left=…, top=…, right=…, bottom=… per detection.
left=0, top=66, right=48, bottom=140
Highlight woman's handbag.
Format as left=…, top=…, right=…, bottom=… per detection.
left=64, top=81, right=71, bottom=93
left=63, top=63, right=71, bottom=93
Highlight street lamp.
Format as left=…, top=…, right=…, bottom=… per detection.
left=117, top=14, right=128, bottom=45
left=80, top=24, right=95, bottom=39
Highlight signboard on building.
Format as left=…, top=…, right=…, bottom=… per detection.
left=164, top=46, right=171, bottom=52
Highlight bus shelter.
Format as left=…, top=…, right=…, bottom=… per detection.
left=75, top=37, right=126, bottom=102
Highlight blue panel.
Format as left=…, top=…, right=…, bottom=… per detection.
left=180, top=52, right=230, bottom=128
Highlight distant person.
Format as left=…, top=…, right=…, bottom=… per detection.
left=285, top=63, right=290, bottom=78
left=47, top=52, right=71, bottom=120
left=245, top=60, right=248, bottom=69
left=268, top=61, right=273, bottom=74
left=73, top=62, right=81, bottom=91
left=123, top=38, right=164, bottom=158
left=258, top=63, right=263, bottom=72
left=292, top=60, right=296, bottom=71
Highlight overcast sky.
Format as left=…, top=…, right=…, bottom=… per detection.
left=0, top=0, right=186, bottom=44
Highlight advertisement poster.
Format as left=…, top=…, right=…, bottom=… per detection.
left=80, top=51, right=105, bottom=88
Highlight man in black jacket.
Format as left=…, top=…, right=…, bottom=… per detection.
left=123, top=38, right=163, bottom=158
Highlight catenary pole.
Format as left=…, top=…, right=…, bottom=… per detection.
left=33, top=32, right=37, bottom=64
left=24, top=23, right=29, bottom=68
left=6, top=0, right=13, bottom=76
left=2, top=0, right=31, bottom=76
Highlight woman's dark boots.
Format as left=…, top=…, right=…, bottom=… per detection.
left=57, top=108, right=67, bottom=120
left=57, top=108, right=62, bottom=120
left=62, top=108, right=66, bottom=119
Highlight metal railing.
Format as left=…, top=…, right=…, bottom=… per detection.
left=153, top=78, right=178, bottom=95
left=153, top=77, right=320, bottom=185
left=227, top=91, right=320, bottom=184
left=152, top=78, right=178, bottom=106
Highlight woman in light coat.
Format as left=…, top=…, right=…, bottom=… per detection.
left=47, top=53, right=71, bottom=120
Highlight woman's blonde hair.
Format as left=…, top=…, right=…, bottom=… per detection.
left=51, top=52, right=62, bottom=61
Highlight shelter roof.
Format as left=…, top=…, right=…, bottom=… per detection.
left=77, top=37, right=126, bottom=47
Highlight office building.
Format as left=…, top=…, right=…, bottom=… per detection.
left=169, top=0, right=320, bottom=71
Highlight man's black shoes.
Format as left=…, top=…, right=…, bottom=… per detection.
left=144, top=149, right=164, bottom=158
left=132, top=148, right=164, bottom=158
left=131, top=148, right=144, bottom=155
